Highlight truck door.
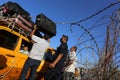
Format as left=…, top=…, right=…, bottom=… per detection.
left=0, top=29, right=19, bottom=79
left=16, top=39, right=32, bottom=68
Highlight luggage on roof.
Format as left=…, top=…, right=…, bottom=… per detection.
left=35, top=13, right=56, bottom=38
left=9, top=15, right=33, bottom=32
left=0, top=14, right=33, bottom=37
left=0, top=1, right=34, bottom=37
left=0, top=1, right=31, bottom=21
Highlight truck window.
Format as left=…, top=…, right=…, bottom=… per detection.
left=0, top=30, right=18, bottom=50
left=19, top=39, right=32, bottom=55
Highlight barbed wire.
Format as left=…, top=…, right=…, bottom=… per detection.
left=75, top=1, right=120, bottom=24
left=56, top=1, right=120, bottom=25
left=70, top=23, right=100, bottom=55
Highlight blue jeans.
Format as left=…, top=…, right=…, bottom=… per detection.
left=19, top=57, right=41, bottom=80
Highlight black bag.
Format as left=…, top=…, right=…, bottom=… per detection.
left=44, top=48, right=57, bottom=62
left=35, top=13, right=56, bottom=38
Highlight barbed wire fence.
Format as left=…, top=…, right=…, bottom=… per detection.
left=55, top=1, right=120, bottom=79
left=73, top=8, right=120, bottom=80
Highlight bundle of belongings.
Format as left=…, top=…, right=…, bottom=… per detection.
left=0, top=1, right=31, bottom=21
left=0, top=1, right=34, bottom=35
left=0, top=1, right=56, bottom=38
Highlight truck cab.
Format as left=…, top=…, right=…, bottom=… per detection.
left=0, top=2, right=56, bottom=79
left=0, top=16, right=49, bottom=80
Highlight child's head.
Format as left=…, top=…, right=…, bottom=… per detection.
left=23, top=46, right=28, bottom=51
left=70, top=46, right=77, bottom=52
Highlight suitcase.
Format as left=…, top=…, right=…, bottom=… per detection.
left=35, top=13, right=56, bottom=38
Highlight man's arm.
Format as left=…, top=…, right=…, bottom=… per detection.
left=64, top=60, right=74, bottom=67
left=30, top=25, right=37, bottom=37
left=49, top=53, right=63, bottom=68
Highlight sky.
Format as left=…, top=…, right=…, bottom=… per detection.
left=0, top=0, right=120, bottom=67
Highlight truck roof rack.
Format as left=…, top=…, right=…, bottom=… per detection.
left=0, top=15, right=33, bottom=37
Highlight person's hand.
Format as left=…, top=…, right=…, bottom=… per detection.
left=34, top=25, right=38, bottom=30
left=62, top=67, right=66, bottom=72
left=69, top=61, right=73, bottom=64
left=49, top=63, right=55, bottom=68
left=47, top=39, right=50, bottom=43
left=30, top=25, right=38, bottom=37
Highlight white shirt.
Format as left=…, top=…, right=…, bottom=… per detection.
left=20, top=50, right=29, bottom=55
left=65, top=51, right=77, bottom=73
left=29, top=35, right=49, bottom=61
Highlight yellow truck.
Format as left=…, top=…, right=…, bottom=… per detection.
left=0, top=2, right=56, bottom=79
left=0, top=16, right=49, bottom=80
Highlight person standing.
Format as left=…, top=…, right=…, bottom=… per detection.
left=19, top=25, right=50, bottom=80
left=64, top=46, right=77, bottom=80
left=44, top=35, right=69, bottom=80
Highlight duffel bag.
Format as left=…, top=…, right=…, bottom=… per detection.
left=43, top=48, right=57, bottom=62
left=35, top=13, right=56, bottom=38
